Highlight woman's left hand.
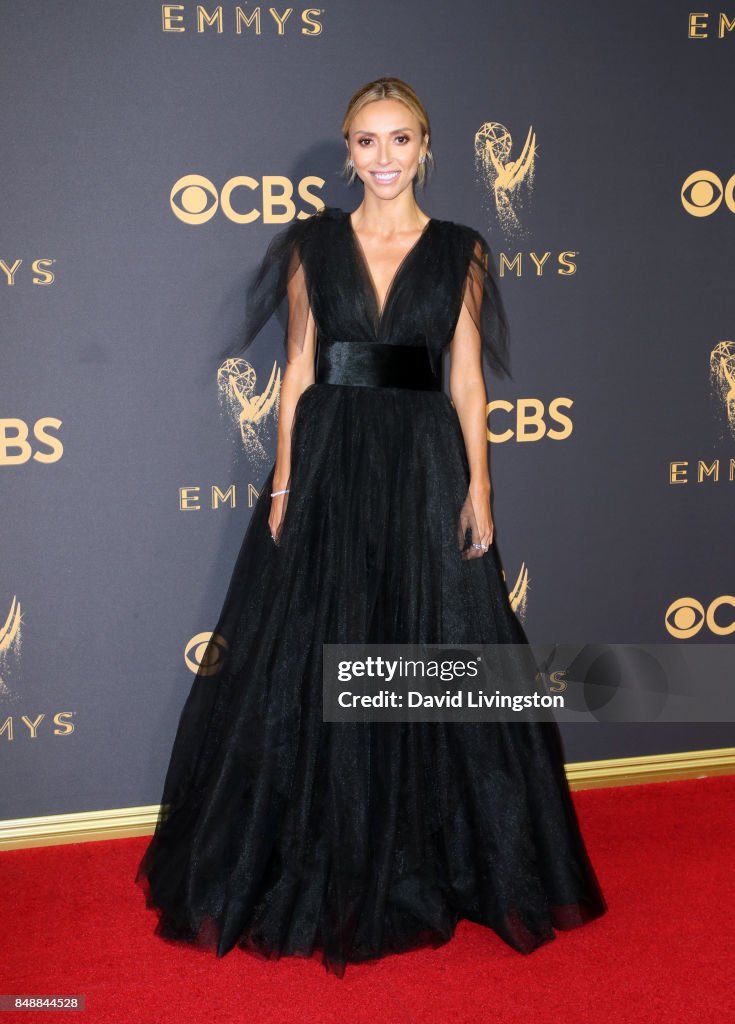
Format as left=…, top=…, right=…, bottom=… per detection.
left=457, top=486, right=494, bottom=559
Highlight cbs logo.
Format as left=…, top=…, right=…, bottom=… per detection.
left=184, top=631, right=229, bottom=675
left=170, top=174, right=324, bottom=225
left=665, top=595, right=735, bottom=637
left=487, top=398, right=573, bottom=442
left=1, top=418, right=63, bottom=465
left=681, top=171, right=735, bottom=217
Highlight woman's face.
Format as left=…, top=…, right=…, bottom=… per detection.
left=346, top=98, right=428, bottom=199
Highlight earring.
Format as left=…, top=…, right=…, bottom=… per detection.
left=347, top=159, right=354, bottom=169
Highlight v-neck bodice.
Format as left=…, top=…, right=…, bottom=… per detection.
left=345, top=211, right=435, bottom=325
left=300, top=206, right=472, bottom=353
left=240, top=204, right=512, bottom=382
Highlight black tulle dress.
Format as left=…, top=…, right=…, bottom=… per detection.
left=135, top=205, right=607, bottom=977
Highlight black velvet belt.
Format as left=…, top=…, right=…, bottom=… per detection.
left=316, top=338, right=441, bottom=391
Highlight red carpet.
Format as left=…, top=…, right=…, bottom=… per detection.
left=3, top=775, right=734, bottom=1024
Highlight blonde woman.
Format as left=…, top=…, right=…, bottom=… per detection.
left=136, top=77, right=607, bottom=978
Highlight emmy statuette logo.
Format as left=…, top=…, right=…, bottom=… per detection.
left=474, top=121, right=537, bottom=238
left=668, top=339, right=735, bottom=483
left=217, top=357, right=280, bottom=471
left=507, top=563, right=530, bottom=619
left=178, top=357, right=277, bottom=513
left=0, top=598, right=77, bottom=741
left=710, top=340, right=735, bottom=440
left=0, top=596, right=22, bottom=700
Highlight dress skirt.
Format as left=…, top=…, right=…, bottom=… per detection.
left=135, top=381, right=607, bottom=977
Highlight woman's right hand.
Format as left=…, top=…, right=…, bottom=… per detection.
left=269, top=490, right=289, bottom=546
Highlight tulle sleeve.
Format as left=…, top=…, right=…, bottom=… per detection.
left=221, top=213, right=318, bottom=364
left=460, top=228, right=512, bottom=381
left=453, top=227, right=513, bottom=560
left=215, top=213, right=319, bottom=546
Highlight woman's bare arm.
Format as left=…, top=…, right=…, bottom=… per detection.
left=269, top=263, right=316, bottom=541
left=448, top=240, right=494, bottom=552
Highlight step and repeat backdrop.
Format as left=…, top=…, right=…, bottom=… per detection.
left=1, top=1, right=733, bottom=819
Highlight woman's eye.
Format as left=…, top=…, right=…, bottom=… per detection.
left=356, top=136, right=410, bottom=146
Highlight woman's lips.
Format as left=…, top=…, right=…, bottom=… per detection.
left=371, top=170, right=400, bottom=183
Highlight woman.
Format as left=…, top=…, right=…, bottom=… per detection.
left=136, top=76, right=607, bottom=977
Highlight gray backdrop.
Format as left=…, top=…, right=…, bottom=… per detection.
left=1, top=0, right=733, bottom=819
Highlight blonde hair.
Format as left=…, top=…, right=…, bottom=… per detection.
left=341, top=77, right=434, bottom=189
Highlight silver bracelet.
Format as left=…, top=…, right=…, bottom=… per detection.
left=271, top=488, right=290, bottom=497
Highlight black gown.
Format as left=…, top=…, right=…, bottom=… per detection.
left=135, top=205, right=607, bottom=977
